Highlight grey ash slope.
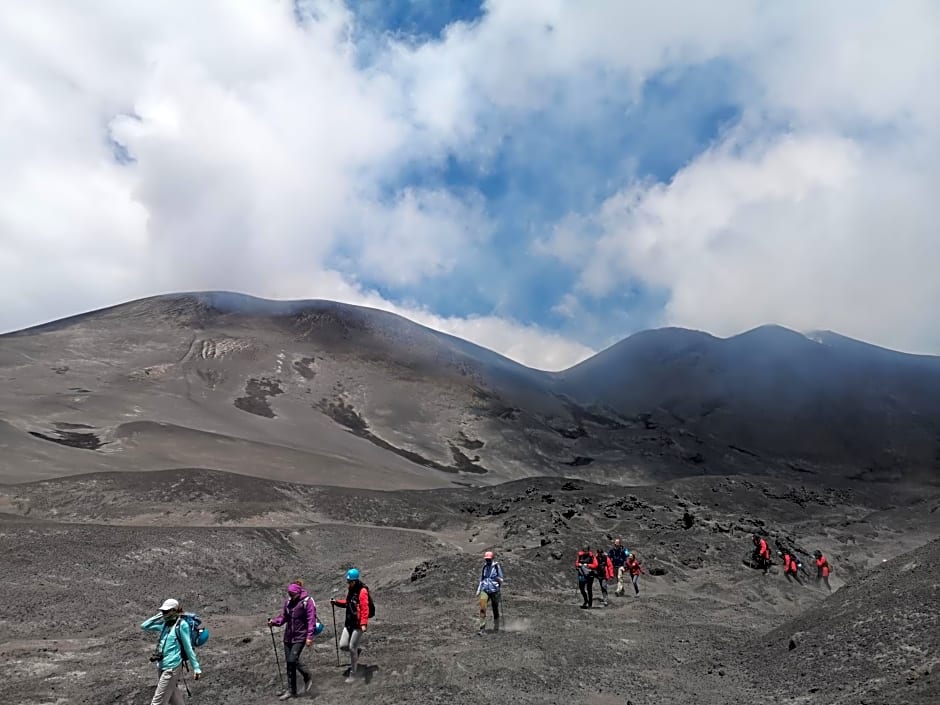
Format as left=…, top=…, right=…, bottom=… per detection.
left=0, top=467, right=938, bottom=705
left=741, top=537, right=940, bottom=704
left=2, top=291, right=940, bottom=488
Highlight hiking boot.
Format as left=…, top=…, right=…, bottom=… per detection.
left=278, top=692, right=295, bottom=700
left=303, top=676, right=313, bottom=694
left=580, top=604, right=590, bottom=609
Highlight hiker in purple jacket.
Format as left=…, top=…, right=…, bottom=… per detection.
left=268, top=580, right=317, bottom=699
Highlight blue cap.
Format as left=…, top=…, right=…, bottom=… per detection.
left=346, top=568, right=360, bottom=581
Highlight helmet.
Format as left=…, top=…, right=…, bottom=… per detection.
left=346, top=568, right=360, bottom=581
left=484, top=551, right=494, bottom=560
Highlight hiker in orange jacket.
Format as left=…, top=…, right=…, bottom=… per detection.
left=752, top=534, right=771, bottom=572
left=814, top=551, right=832, bottom=591
left=779, top=550, right=803, bottom=584
left=575, top=547, right=598, bottom=608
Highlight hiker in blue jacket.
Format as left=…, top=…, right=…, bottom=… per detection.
left=476, top=550, right=503, bottom=635
left=141, top=598, right=202, bottom=705
left=609, top=538, right=631, bottom=596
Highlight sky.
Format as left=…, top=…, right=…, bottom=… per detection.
left=2, top=1, right=939, bottom=370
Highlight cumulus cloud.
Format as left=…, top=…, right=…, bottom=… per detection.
left=536, top=1, right=940, bottom=354
left=1, top=0, right=938, bottom=369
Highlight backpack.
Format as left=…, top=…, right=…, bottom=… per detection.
left=175, top=613, right=209, bottom=662
left=359, top=585, right=376, bottom=618
left=300, top=596, right=324, bottom=635
left=481, top=562, right=502, bottom=591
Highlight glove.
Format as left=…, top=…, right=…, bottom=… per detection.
left=267, top=619, right=274, bottom=627
left=194, top=672, right=202, bottom=680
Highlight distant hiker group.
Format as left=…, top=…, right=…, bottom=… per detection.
left=575, top=537, right=644, bottom=608
left=749, top=534, right=833, bottom=591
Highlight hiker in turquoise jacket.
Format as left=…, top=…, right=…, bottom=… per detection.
left=141, top=598, right=202, bottom=704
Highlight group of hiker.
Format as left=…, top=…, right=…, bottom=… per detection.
left=141, top=567, right=370, bottom=704
left=574, top=537, right=644, bottom=608
left=141, top=537, right=834, bottom=702
left=264, top=569, right=373, bottom=699
left=751, top=534, right=832, bottom=590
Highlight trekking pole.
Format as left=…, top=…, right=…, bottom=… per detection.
left=330, top=597, right=340, bottom=667
left=269, top=625, right=285, bottom=691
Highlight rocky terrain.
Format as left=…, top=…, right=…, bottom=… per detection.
left=1, top=292, right=938, bottom=704
left=0, top=468, right=938, bottom=704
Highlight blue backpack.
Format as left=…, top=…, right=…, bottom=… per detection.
left=176, top=613, right=209, bottom=661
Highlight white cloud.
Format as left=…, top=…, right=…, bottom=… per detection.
left=558, top=128, right=940, bottom=352
left=534, top=1, right=940, bottom=354
left=1, top=0, right=939, bottom=368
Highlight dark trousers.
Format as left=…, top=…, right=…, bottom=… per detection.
left=284, top=642, right=311, bottom=694
left=578, top=575, right=594, bottom=606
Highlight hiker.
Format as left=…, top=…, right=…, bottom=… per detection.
left=779, top=550, right=802, bottom=584
left=331, top=568, right=370, bottom=683
left=752, top=534, right=772, bottom=571
left=476, top=550, right=504, bottom=635
left=814, top=550, right=832, bottom=591
left=625, top=553, right=644, bottom=595
left=141, top=598, right=202, bottom=705
left=594, top=548, right=614, bottom=606
left=609, top=538, right=631, bottom=596
left=268, top=580, right=317, bottom=699
left=575, top=546, right=598, bottom=608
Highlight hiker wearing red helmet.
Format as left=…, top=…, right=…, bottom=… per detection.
left=476, top=550, right=503, bottom=635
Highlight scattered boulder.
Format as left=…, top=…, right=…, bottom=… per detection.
left=410, top=561, right=432, bottom=582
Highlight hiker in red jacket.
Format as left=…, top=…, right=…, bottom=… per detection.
left=779, top=550, right=803, bottom=585
left=575, top=547, right=598, bottom=608
left=752, top=534, right=772, bottom=572
left=331, top=568, right=370, bottom=683
left=814, top=551, right=832, bottom=591
left=594, top=548, right=614, bottom=606
left=625, top=554, right=644, bottom=595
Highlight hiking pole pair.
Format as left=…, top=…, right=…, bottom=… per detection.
left=269, top=625, right=285, bottom=692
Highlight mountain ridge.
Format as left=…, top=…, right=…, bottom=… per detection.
left=2, top=291, right=939, bottom=488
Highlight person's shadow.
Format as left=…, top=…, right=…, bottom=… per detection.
left=341, top=664, right=380, bottom=684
